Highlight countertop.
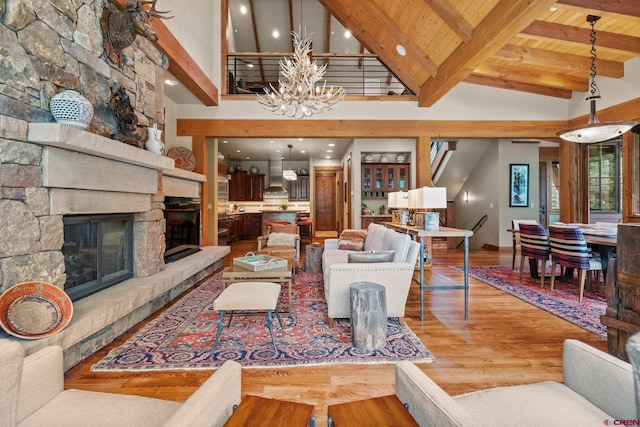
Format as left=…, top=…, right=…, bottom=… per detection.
left=260, top=209, right=305, bottom=213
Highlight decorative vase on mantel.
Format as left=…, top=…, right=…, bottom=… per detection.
left=49, top=88, right=94, bottom=130
left=145, top=124, right=164, bottom=154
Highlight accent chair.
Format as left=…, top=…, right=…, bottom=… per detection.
left=511, top=219, right=538, bottom=269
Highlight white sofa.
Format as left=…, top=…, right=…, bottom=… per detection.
left=395, top=339, right=635, bottom=427
left=0, top=339, right=241, bottom=427
left=322, top=223, right=420, bottom=327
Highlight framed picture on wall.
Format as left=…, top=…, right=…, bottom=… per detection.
left=509, top=164, right=529, bottom=207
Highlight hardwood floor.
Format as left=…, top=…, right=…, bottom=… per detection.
left=64, top=238, right=607, bottom=426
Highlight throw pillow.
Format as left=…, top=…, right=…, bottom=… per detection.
left=266, top=232, right=297, bottom=247
left=270, top=223, right=298, bottom=234
left=338, top=229, right=367, bottom=251
left=348, top=251, right=395, bottom=263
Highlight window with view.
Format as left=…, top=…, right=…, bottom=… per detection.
left=589, top=141, right=621, bottom=213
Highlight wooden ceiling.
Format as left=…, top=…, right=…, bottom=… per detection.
left=232, top=0, right=640, bottom=107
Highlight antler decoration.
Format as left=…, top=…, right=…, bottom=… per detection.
left=101, top=0, right=173, bottom=65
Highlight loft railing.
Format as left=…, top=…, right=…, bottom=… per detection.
left=226, top=52, right=413, bottom=97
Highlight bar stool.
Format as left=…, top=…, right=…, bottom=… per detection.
left=297, top=213, right=312, bottom=243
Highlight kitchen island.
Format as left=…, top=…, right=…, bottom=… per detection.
left=261, top=210, right=299, bottom=235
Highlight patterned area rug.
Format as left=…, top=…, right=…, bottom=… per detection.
left=453, top=265, right=606, bottom=337
left=91, top=271, right=434, bottom=371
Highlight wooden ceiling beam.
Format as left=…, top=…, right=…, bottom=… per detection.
left=555, top=0, right=640, bottom=17
left=319, top=0, right=425, bottom=92
left=464, top=74, right=573, bottom=99
left=423, top=0, right=473, bottom=43
left=493, top=44, right=624, bottom=78
left=418, top=0, right=557, bottom=107
left=248, top=0, right=266, bottom=82
left=474, top=63, right=588, bottom=91
left=521, top=21, right=640, bottom=55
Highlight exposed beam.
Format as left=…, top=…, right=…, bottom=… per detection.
left=423, top=0, right=473, bottom=43
left=248, top=0, right=266, bottom=82
left=555, top=0, right=640, bottom=17
left=464, top=74, right=573, bottom=99
left=473, top=62, right=588, bottom=92
left=418, top=0, right=557, bottom=107
left=493, top=44, right=624, bottom=78
left=111, top=0, right=218, bottom=106
left=177, top=119, right=568, bottom=139
left=521, top=21, right=640, bottom=55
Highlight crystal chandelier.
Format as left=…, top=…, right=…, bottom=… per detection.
left=257, top=30, right=346, bottom=119
left=557, top=15, right=637, bottom=143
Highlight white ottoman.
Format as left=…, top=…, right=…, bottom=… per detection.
left=212, top=282, right=283, bottom=352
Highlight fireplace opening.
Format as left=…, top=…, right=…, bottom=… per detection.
left=164, top=197, right=201, bottom=252
left=62, top=214, right=134, bottom=301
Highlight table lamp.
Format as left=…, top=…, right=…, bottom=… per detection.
left=389, top=191, right=409, bottom=224
left=409, top=187, right=447, bottom=230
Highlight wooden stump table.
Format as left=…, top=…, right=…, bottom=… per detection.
left=303, top=243, right=323, bottom=274
left=349, top=282, right=387, bottom=351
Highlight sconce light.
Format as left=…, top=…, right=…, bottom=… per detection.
left=464, top=191, right=469, bottom=203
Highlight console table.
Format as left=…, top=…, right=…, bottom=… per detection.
left=384, top=223, right=473, bottom=321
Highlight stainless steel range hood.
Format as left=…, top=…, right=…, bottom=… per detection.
left=263, top=160, right=288, bottom=199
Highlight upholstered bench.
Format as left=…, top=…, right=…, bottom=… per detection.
left=212, top=282, right=283, bottom=352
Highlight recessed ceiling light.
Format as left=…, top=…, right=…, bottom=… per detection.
left=298, top=138, right=303, bottom=141
left=223, top=140, right=228, bottom=143
left=344, top=30, right=351, bottom=39
left=301, top=150, right=306, bottom=153
left=328, top=143, right=335, bottom=147
left=325, top=156, right=331, bottom=159
left=549, top=7, right=558, bottom=12
left=246, top=156, right=250, bottom=159
left=236, top=149, right=241, bottom=153
left=270, top=140, right=274, bottom=143
left=164, top=79, right=178, bottom=86
left=327, top=149, right=333, bottom=153
left=240, top=5, right=247, bottom=14
left=272, top=29, right=280, bottom=38
left=396, top=44, right=406, bottom=56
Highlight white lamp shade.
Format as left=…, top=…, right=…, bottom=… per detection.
left=387, top=192, right=397, bottom=208
left=408, top=187, right=447, bottom=209
left=396, top=191, right=409, bottom=208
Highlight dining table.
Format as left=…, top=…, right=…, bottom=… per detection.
left=509, top=224, right=617, bottom=280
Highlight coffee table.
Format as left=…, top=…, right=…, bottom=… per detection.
left=224, top=395, right=315, bottom=427
left=223, top=259, right=293, bottom=314
left=327, top=395, right=418, bottom=426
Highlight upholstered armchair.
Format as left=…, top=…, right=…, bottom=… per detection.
left=0, top=339, right=241, bottom=427
left=395, top=339, right=635, bottom=426
left=256, top=223, right=301, bottom=272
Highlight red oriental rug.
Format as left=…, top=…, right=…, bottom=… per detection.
left=91, top=271, right=434, bottom=371
left=453, top=265, right=606, bottom=337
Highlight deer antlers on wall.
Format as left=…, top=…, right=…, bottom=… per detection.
left=102, top=0, right=172, bottom=65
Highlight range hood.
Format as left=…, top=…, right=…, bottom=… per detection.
left=263, top=160, right=289, bottom=199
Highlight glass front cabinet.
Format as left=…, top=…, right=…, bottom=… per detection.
left=361, top=163, right=410, bottom=197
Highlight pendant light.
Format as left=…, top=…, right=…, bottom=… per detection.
left=283, top=144, right=297, bottom=181
left=556, top=15, right=637, bottom=143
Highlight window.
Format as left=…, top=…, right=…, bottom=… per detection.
left=589, top=141, right=621, bottom=212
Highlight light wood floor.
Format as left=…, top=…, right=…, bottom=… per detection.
left=65, top=238, right=607, bottom=426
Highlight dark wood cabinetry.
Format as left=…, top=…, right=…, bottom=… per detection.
left=243, top=213, right=262, bottom=238
left=361, top=163, right=409, bottom=197
left=229, top=171, right=264, bottom=201
left=233, top=214, right=244, bottom=241
left=288, top=175, right=309, bottom=201
left=361, top=215, right=392, bottom=229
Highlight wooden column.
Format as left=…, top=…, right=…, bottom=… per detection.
left=558, top=140, right=588, bottom=223
left=415, top=135, right=433, bottom=187
left=191, top=135, right=209, bottom=245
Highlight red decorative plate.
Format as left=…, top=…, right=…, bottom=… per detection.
left=167, top=147, right=196, bottom=172
left=0, top=282, right=73, bottom=339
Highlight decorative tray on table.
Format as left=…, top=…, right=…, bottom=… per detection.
left=233, top=253, right=288, bottom=271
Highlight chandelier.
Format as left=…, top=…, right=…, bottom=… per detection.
left=557, top=15, right=637, bottom=143
left=257, top=30, right=346, bottom=119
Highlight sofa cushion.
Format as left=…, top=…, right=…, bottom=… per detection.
left=338, top=229, right=367, bottom=251
left=363, top=223, right=388, bottom=252
left=455, top=381, right=610, bottom=427
left=348, top=251, right=395, bottom=263
left=382, top=230, right=411, bottom=262
left=266, top=232, right=297, bottom=247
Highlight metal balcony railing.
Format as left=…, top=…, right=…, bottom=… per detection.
left=226, top=52, right=413, bottom=97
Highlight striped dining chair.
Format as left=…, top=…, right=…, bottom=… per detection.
left=519, top=223, right=551, bottom=288
left=548, top=224, right=603, bottom=302
left=511, top=219, right=538, bottom=270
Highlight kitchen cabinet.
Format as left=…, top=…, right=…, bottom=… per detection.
left=243, top=213, right=262, bottom=238
left=361, top=163, right=409, bottom=197
left=289, top=175, right=309, bottom=201
left=229, top=171, right=264, bottom=201
left=233, top=213, right=244, bottom=241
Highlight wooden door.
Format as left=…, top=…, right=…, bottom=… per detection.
left=315, top=169, right=338, bottom=232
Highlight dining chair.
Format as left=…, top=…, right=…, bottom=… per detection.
left=511, top=219, right=538, bottom=269
left=519, top=223, right=551, bottom=288
left=548, top=224, right=603, bottom=302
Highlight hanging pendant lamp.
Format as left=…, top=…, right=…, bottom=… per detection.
left=556, top=15, right=637, bottom=143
